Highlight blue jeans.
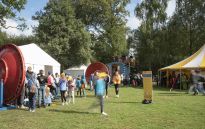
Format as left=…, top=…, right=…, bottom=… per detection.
left=38, top=86, right=45, bottom=106
left=29, top=92, right=36, bottom=110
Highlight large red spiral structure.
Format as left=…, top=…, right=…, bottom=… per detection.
left=0, top=44, right=25, bottom=104
left=85, top=62, right=109, bottom=82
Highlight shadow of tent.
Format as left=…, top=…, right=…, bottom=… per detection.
left=48, top=109, right=98, bottom=115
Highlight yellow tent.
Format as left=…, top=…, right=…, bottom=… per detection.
left=160, top=44, right=205, bottom=70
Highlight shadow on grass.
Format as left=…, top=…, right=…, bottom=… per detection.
left=108, top=101, right=142, bottom=104
left=49, top=109, right=98, bottom=115
left=157, top=92, right=187, bottom=96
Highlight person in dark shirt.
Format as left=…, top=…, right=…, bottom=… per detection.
left=37, top=70, right=47, bottom=107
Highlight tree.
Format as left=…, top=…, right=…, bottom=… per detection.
left=73, top=0, right=130, bottom=63
left=0, top=0, right=27, bottom=30
left=134, top=0, right=168, bottom=71
left=33, top=0, right=91, bottom=69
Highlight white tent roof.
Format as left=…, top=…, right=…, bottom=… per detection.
left=19, top=43, right=60, bottom=67
left=183, top=44, right=205, bottom=68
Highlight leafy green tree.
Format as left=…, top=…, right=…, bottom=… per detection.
left=0, top=0, right=27, bottom=30
left=73, top=0, right=130, bottom=63
left=33, top=0, right=91, bottom=69
left=134, top=0, right=168, bottom=71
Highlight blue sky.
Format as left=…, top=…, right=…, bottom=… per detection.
left=2, top=0, right=175, bottom=36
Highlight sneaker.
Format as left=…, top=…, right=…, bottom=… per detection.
left=102, top=112, right=108, bottom=116
left=62, top=102, right=65, bottom=106
left=29, top=109, right=32, bottom=112
left=116, top=95, right=119, bottom=98
left=65, top=102, right=68, bottom=105
left=31, top=110, right=35, bottom=112
left=105, top=96, right=108, bottom=98
left=20, top=105, right=27, bottom=109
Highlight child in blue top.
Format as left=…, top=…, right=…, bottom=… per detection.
left=59, top=73, right=68, bottom=105
left=81, top=75, right=87, bottom=97
left=95, top=72, right=108, bottom=116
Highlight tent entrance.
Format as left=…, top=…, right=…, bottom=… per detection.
left=44, top=65, right=53, bottom=76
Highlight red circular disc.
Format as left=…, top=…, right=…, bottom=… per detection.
left=85, top=62, right=109, bottom=82
left=0, top=44, right=25, bottom=104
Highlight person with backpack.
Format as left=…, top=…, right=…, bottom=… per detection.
left=26, top=66, right=39, bottom=112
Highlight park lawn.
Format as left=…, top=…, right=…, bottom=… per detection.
left=0, top=86, right=205, bottom=129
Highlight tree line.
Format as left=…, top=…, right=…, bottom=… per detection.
left=1, top=0, right=205, bottom=73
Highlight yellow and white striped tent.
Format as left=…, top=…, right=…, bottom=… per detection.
left=160, top=44, right=205, bottom=70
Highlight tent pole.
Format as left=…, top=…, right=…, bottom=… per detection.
left=166, top=70, right=168, bottom=88
left=180, top=69, right=182, bottom=90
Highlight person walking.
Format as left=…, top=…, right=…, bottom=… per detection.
left=112, top=71, right=121, bottom=98
left=59, top=73, right=68, bottom=105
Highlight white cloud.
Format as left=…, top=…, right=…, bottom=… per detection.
left=1, top=19, right=38, bottom=36
left=126, top=17, right=141, bottom=29
left=166, top=0, right=176, bottom=17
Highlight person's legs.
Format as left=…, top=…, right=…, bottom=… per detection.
left=38, top=88, right=42, bottom=107
left=63, top=91, right=67, bottom=102
left=60, top=91, right=64, bottom=102
left=105, top=84, right=108, bottom=96
left=100, top=95, right=104, bottom=113
left=72, top=91, right=75, bottom=103
left=29, top=92, right=32, bottom=110
left=82, top=88, right=86, bottom=97
left=32, top=93, right=36, bottom=111
left=79, top=88, right=82, bottom=97
left=41, top=86, right=46, bottom=106
left=115, top=84, right=119, bottom=95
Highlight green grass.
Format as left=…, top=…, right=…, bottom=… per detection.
left=0, top=86, right=205, bottom=129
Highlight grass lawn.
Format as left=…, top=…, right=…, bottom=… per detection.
left=0, top=86, right=205, bottom=129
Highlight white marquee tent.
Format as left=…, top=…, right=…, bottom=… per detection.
left=64, top=65, right=87, bottom=77
left=19, top=43, right=61, bottom=75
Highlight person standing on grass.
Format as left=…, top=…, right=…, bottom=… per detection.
left=76, top=75, right=82, bottom=97
left=59, top=73, right=68, bottom=105
left=68, top=78, right=76, bottom=104
left=81, top=75, right=87, bottom=97
left=37, top=70, right=47, bottom=108
left=26, top=66, right=39, bottom=112
left=47, top=71, right=55, bottom=96
left=104, top=74, right=110, bottom=98
left=112, top=71, right=121, bottom=98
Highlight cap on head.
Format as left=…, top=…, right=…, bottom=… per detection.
left=27, top=66, right=32, bottom=71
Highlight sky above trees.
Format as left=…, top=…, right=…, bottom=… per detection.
left=2, top=0, right=176, bottom=36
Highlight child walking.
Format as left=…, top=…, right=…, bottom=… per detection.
left=68, top=78, right=76, bottom=104
left=95, top=72, right=108, bottom=115
left=59, top=73, right=68, bottom=105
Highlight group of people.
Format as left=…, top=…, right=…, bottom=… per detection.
left=16, top=66, right=124, bottom=115
left=160, top=70, right=205, bottom=95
